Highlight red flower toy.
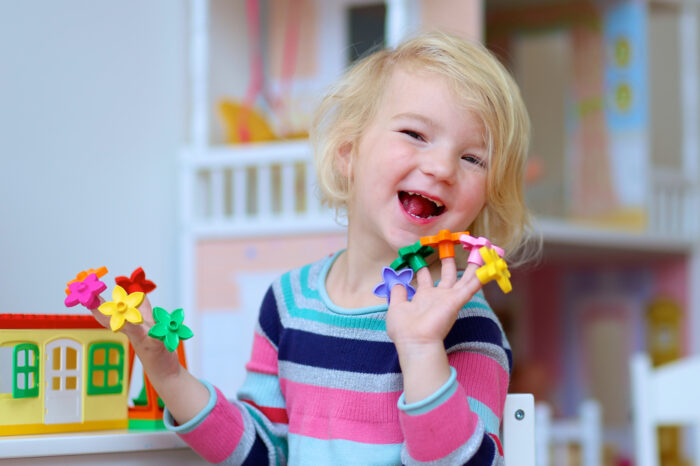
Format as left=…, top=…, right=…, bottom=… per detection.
left=115, top=267, right=157, bottom=294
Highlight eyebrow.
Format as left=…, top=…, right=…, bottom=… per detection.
left=391, top=112, right=438, bottom=129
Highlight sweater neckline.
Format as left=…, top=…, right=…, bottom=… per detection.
left=316, top=250, right=388, bottom=316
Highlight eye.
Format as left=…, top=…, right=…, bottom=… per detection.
left=400, top=129, right=425, bottom=141
left=461, top=154, right=485, bottom=167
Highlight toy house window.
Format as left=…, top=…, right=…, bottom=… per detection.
left=87, top=343, right=124, bottom=395
left=13, top=343, right=39, bottom=398
left=347, top=4, right=386, bottom=63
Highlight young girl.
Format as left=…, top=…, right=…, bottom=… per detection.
left=92, top=32, right=531, bottom=465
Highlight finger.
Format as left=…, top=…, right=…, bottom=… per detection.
left=458, top=263, right=480, bottom=284
left=389, top=282, right=408, bottom=305
left=439, top=257, right=457, bottom=287
left=138, top=295, right=154, bottom=324
left=415, top=266, right=432, bottom=288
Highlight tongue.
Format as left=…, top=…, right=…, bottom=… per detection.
left=400, top=192, right=437, bottom=218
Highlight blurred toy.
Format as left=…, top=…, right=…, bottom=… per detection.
left=148, top=307, right=194, bottom=352
left=115, top=267, right=157, bottom=294
left=220, top=100, right=277, bottom=143
left=98, top=286, right=144, bottom=332
left=460, top=234, right=505, bottom=265
left=475, top=247, right=512, bottom=294
left=391, top=241, right=434, bottom=272
left=65, top=266, right=108, bottom=294
left=373, top=266, right=416, bottom=304
left=0, top=313, right=129, bottom=436
left=420, top=229, right=469, bottom=259
left=64, top=273, right=107, bottom=310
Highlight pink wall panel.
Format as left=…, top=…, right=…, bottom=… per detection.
left=196, top=233, right=346, bottom=311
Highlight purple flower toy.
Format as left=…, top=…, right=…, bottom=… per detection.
left=373, top=266, right=416, bottom=304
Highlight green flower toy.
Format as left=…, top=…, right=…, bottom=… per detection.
left=148, top=307, right=194, bottom=352
left=390, top=241, right=434, bottom=273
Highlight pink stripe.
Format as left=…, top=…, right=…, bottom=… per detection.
left=449, top=352, right=508, bottom=418
left=245, top=333, right=278, bottom=375
left=280, top=379, right=403, bottom=443
left=178, top=387, right=244, bottom=463
left=400, top=384, right=478, bottom=461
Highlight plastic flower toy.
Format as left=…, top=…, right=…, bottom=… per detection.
left=98, top=285, right=145, bottom=331
left=475, top=247, right=512, bottom=294
left=65, top=266, right=108, bottom=295
left=373, top=266, right=416, bottom=304
left=148, top=307, right=194, bottom=352
left=115, top=267, right=157, bottom=294
left=459, top=234, right=505, bottom=265
left=420, top=229, right=469, bottom=259
left=390, top=241, right=434, bottom=273
left=65, top=273, right=107, bottom=310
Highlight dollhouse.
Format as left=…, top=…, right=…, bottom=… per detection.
left=180, top=0, right=700, bottom=464
left=0, top=313, right=130, bottom=436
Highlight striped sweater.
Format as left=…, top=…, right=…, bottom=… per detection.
left=165, top=252, right=512, bottom=465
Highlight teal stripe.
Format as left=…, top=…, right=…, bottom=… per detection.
left=280, top=267, right=387, bottom=331
left=279, top=255, right=491, bottom=331
left=398, top=367, right=458, bottom=416
left=163, top=380, right=216, bottom=434
left=467, top=397, right=500, bottom=435
left=244, top=404, right=288, bottom=466
left=238, top=372, right=286, bottom=409
left=287, top=434, right=401, bottom=466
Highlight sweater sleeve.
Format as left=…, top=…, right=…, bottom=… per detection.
left=397, top=293, right=510, bottom=465
left=164, top=286, right=289, bottom=465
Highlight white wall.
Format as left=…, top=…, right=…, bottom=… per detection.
left=0, top=1, right=187, bottom=315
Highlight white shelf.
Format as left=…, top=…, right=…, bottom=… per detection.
left=0, top=430, right=188, bottom=459
left=537, top=217, right=696, bottom=254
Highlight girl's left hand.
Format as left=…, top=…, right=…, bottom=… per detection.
left=385, top=257, right=482, bottom=354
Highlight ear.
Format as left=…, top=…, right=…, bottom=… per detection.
left=335, top=141, right=354, bottom=179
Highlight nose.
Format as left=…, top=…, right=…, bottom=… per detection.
left=419, top=147, right=456, bottom=183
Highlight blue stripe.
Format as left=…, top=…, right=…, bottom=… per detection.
left=259, top=286, right=282, bottom=346
left=445, top=316, right=503, bottom=349
left=278, top=328, right=401, bottom=374
left=241, top=433, right=271, bottom=466
left=465, top=433, right=496, bottom=465
left=238, top=372, right=286, bottom=409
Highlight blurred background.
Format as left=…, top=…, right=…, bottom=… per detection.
left=1, top=1, right=699, bottom=464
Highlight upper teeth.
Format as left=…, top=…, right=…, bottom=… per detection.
left=407, top=191, right=444, bottom=208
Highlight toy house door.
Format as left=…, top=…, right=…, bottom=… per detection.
left=44, top=339, right=82, bottom=424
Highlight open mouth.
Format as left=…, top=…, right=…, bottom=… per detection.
left=398, top=191, right=446, bottom=219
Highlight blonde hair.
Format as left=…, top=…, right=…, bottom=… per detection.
left=310, top=31, right=535, bottom=260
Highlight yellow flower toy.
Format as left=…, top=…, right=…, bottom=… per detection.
left=98, top=285, right=144, bottom=331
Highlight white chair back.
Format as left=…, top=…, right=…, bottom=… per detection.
left=503, top=393, right=536, bottom=465
left=631, top=353, right=700, bottom=466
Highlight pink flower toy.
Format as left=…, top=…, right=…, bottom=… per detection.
left=460, top=234, right=505, bottom=266
left=64, top=273, right=107, bottom=310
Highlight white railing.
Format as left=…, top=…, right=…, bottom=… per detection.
left=649, top=169, right=699, bottom=240
left=182, top=141, right=343, bottom=238
left=183, top=141, right=698, bottom=242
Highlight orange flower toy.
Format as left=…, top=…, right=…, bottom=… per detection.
left=420, top=229, right=469, bottom=259
left=98, top=286, right=145, bottom=331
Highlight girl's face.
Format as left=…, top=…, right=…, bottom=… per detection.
left=341, top=66, right=489, bottom=255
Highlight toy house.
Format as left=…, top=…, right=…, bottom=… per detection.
left=0, top=313, right=129, bottom=436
